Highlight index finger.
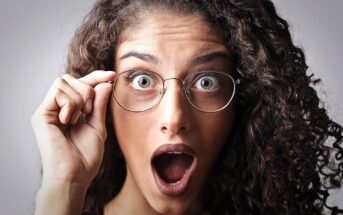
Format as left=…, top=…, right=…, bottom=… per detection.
left=79, top=70, right=116, bottom=87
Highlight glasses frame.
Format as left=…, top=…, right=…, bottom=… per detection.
left=108, top=70, right=240, bottom=113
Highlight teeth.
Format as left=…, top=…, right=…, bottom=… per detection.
left=165, top=151, right=194, bottom=156
left=167, top=151, right=182, bottom=155
left=169, top=179, right=182, bottom=185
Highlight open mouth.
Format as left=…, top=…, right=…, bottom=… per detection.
left=151, top=144, right=197, bottom=197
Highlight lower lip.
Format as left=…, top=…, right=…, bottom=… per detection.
left=151, top=158, right=197, bottom=197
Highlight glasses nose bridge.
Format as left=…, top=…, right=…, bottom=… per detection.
left=163, top=77, right=184, bottom=86
left=161, top=77, right=185, bottom=94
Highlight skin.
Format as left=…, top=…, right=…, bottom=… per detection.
left=31, top=7, right=237, bottom=215
left=106, top=9, right=237, bottom=215
left=32, top=70, right=116, bottom=215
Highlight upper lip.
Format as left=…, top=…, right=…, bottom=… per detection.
left=151, top=143, right=196, bottom=160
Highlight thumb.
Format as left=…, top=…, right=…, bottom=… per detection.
left=86, top=82, right=112, bottom=141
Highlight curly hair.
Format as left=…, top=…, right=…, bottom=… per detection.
left=65, top=0, right=343, bottom=214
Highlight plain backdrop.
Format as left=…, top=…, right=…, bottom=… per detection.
left=0, top=0, right=342, bottom=214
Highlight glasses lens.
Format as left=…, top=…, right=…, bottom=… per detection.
left=113, top=70, right=163, bottom=112
left=184, top=71, right=235, bottom=112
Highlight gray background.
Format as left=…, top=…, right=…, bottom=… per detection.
left=0, top=0, right=342, bottom=214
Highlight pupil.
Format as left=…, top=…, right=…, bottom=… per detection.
left=201, top=79, right=211, bottom=88
left=139, top=77, right=149, bottom=87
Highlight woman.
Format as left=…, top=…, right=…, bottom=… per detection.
left=31, top=0, right=343, bottom=214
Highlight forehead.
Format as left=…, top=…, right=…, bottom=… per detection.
left=116, top=10, right=228, bottom=57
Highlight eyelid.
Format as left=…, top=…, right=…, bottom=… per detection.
left=123, top=68, right=159, bottom=77
left=123, top=69, right=154, bottom=79
left=188, top=70, right=225, bottom=78
left=126, top=69, right=151, bottom=75
left=201, top=69, right=227, bottom=74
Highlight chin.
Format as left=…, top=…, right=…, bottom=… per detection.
left=146, top=176, right=202, bottom=215
left=149, top=197, right=197, bottom=215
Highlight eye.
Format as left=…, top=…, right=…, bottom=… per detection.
left=125, top=70, right=158, bottom=90
left=131, top=74, right=153, bottom=89
left=194, top=74, right=220, bottom=91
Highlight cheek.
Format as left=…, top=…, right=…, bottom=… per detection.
left=195, top=107, right=235, bottom=166
left=110, top=99, right=154, bottom=170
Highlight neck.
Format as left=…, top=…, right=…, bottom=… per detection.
left=104, top=168, right=159, bottom=215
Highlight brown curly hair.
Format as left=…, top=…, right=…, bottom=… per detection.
left=65, top=0, right=343, bottom=214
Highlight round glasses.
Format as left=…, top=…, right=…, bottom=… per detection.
left=110, top=70, right=240, bottom=113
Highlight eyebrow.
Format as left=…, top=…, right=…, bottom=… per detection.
left=120, top=52, right=161, bottom=64
left=191, top=51, right=230, bottom=65
left=119, top=51, right=230, bottom=65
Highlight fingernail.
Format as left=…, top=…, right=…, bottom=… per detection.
left=85, top=99, right=93, bottom=113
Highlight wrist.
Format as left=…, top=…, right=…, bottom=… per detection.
left=35, top=180, right=89, bottom=215
left=39, top=180, right=88, bottom=198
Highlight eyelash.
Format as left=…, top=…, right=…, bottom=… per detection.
left=126, top=69, right=152, bottom=79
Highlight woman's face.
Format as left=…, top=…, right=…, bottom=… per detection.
left=110, top=9, right=236, bottom=214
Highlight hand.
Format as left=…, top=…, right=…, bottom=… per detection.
left=31, top=70, right=116, bottom=188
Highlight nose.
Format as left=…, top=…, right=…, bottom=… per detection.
left=158, top=79, right=191, bottom=135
